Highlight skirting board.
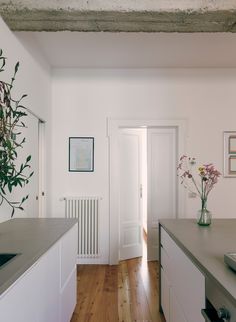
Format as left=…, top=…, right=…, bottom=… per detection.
left=77, top=258, right=108, bottom=265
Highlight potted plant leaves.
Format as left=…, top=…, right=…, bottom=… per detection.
left=0, top=49, right=33, bottom=217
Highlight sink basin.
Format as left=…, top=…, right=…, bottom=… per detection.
left=0, top=254, right=18, bottom=268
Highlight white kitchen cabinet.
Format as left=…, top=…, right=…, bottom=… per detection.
left=60, top=224, right=78, bottom=322
left=0, top=223, right=78, bottom=322
left=161, top=268, right=170, bottom=322
left=0, top=242, right=61, bottom=322
left=160, top=226, right=205, bottom=322
left=169, top=287, right=187, bottom=322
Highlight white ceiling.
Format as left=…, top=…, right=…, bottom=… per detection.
left=15, top=32, right=236, bottom=68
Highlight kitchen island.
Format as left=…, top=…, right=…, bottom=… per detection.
left=0, top=218, right=78, bottom=322
left=159, top=219, right=236, bottom=322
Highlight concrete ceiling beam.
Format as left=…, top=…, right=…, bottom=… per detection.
left=1, top=0, right=236, bottom=32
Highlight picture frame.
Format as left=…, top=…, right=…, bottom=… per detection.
left=223, top=131, right=236, bottom=177
left=69, top=137, right=94, bottom=172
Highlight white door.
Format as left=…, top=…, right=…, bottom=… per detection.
left=15, top=112, right=39, bottom=218
left=147, top=127, right=177, bottom=260
left=119, top=129, right=143, bottom=260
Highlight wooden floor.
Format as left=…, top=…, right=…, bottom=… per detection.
left=71, top=253, right=165, bottom=321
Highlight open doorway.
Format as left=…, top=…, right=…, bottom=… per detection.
left=108, top=119, right=185, bottom=265
left=118, top=126, right=178, bottom=262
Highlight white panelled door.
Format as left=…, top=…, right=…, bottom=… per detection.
left=119, top=129, right=143, bottom=260
left=15, top=113, right=39, bottom=218
left=147, top=127, right=177, bottom=261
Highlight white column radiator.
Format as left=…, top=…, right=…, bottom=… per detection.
left=64, top=197, right=99, bottom=258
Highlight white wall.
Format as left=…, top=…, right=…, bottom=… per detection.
left=51, top=68, right=236, bottom=263
left=0, top=17, right=51, bottom=221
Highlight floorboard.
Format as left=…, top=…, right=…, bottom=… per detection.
left=71, top=256, right=165, bottom=322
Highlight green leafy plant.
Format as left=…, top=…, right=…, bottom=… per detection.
left=0, top=49, right=33, bottom=217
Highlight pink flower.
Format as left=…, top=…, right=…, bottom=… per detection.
left=177, top=155, right=221, bottom=200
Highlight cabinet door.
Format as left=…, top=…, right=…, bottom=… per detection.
left=61, top=224, right=78, bottom=288
left=0, top=242, right=60, bottom=322
left=170, top=288, right=187, bottom=322
left=169, top=241, right=205, bottom=322
left=161, top=268, right=170, bottom=322
left=60, top=224, right=78, bottom=322
left=160, top=226, right=205, bottom=322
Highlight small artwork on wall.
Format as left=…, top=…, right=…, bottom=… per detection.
left=69, top=137, right=94, bottom=172
left=224, top=131, right=236, bottom=177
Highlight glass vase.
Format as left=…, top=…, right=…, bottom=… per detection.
left=197, top=198, right=212, bottom=226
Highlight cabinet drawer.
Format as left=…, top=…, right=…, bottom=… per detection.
left=169, top=242, right=205, bottom=322
left=60, top=268, right=77, bottom=322
left=160, top=225, right=205, bottom=322
left=170, top=287, right=187, bottom=322
left=161, top=268, right=170, bottom=322
left=161, top=246, right=171, bottom=280
left=160, top=227, right=176, bottom=258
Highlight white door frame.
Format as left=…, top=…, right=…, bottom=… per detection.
left=108, top=119, right=187, bottom=265
left=26, top=108, right=46, bottom=218
left=38, top=120, right=46, bottom=217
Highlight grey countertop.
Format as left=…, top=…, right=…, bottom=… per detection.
left=160, top=219, right=236, bottom=306
left=0, top=218, right=77, bottom=297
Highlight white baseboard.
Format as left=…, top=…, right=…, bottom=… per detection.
left=76, top=257, right=108, bottom=265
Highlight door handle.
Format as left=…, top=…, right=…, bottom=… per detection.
left=140, top=184, right=143, bottom=199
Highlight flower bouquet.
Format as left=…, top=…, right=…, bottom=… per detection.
left=177, top=155, right=221, bottom=226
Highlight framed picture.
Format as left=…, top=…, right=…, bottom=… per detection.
left=229, top=136, right=236, bottom=153
left=69, top=137, right=94, bottom=172
left=224, top=131, right=236, bottom=177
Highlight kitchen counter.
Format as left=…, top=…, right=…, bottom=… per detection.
left=160, top=219, right=236, bottom=307
left=0, top=218, right=77, bottom=297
